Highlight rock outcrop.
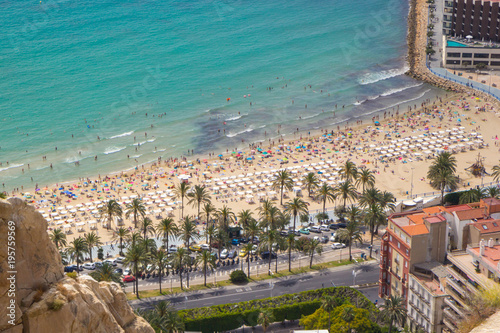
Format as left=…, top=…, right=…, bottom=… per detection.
left=0, top=198, right=154, bottom=333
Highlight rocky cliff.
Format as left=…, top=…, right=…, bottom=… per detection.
left=0, top=198, right=154, bottom=333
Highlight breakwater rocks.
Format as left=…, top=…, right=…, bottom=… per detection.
left=405, top=0, right=499, bottom=104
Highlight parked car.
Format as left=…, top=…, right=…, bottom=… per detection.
left=228, top=250, right=237, bottom=259
left=189, top=244, right=202, bottom=252
left=210, top=251, right=218, bottom=260
left=251, top=236, right=260, bottom=244
left=309, top=226, right=322, bottom=233
left=239, top=248, right=248, bottom=257
left=123, top=268, right=132, bottom=276
left=299, top=228, right=310, bottom=235
left=320, top=235, right=329, bottom=244
left=94, top=261, right=103, bottom=268
left=294, top=229, right=301, bottom=236
left=114, top=268, right=123, bottom=275
left=313, top=236, right=320, bottom=242
left=200, top=243, right=210, bottom=251
left=122, top=275, right=136, bottom=282
left=64, top=265, right=77, bottom=273
left=337, top=223, right=347, bottom=228
left=330, top=234, right=337, bottom=242
left=320, top=224, right=330, bottom=232
left=261, top=251, right=277, bottom=260
left=238, top=237, right=249, bottom=244
left=280, top=230, right=288, bottom=236
left=251, top=245, right=258, bottom=255
left=331, top=243, right=346, bottom=249
left=220, top=249, right=229, bottom=259
left=116, top=257, right=125, bottom=263
left=82, top=262, right=96, bottom=270
left=329, top=223, right=339, bottom=230
left=231, top=238, right=240, bottom=245
left=104, top=259, right=117, bottom=266
left=168, top=245, right=177, bottom=254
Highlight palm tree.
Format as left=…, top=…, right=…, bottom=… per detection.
left=305, top=238, right=323, bottom=268
left=89, top=262, right=122, bottom=284
left=237, top=209, right=254, bottom=229
left=202, top=202, right=217, bottom=242
left=272, top=169, right=294, bottom=205
left=459, top=187, right=487, bottom=204
left=345, top=205, right=363, bottom=224
left=380, top=295, right=407, bottom=333
left=174, top=182, right=191, bottom=218
left=428, top=152, right=458, bottom=204
left=284, top=197, right=309, bottom=231
left=316, top=183, right=336, bottom=214
left=428, top=168, right=458, bottom=204
left=100, top=199, right=123, bottom=231
left=67, top=237, right=88, bottom=274
left=321, top=295, right=338, bottom=332
left=303, top=172, right=320, bottom=198
left=205, top=224, right=216, bottom=250
left=126, top=198, right=146, bottom=229
left=358, top=187, right=382, bottom=208
left=380, top=191, right=396, bottom=212
left=140, top=217, right=155, bottom=240
left=163, top=309, right=185, bottom=333
left=260, top=205, right=283, bottom=231
left=492, top=164, right=500, bottom=182
left=84, top=231, right=102, bottom=263
left=337, top=219, right=363, bottom=261
left=260, top=229, right=279, bottom=275
left=257, top=309, right=274, bottom=333
left=242, top=242, right=255, bottom=277
left=487, top=186, right=500, bottom=199
left=187, top=184, right=211, bottom=219
left=124, top=242, right=149, bottom=299
left=285, top=233, right=296, bottom=272
left=196, top=250, right=216, bottom=286
left=364, top=204, right=385, bottom=258
left=156, top=217, right=178, bottom=251
left=172, top=247, right=189, bottom=290
left=151, top=248, right=169, bottom=294
left=342, top=306, right=354, bottom=332
left=340, top=160, right=358, bottom=181
left=335, top=180, right=358, bottom=209
left=127, top=231, right=144, bottom=248
left=217, top=205, right=235, bottom=230
left=244, top=219, right=261, bottom=244
left=356, top=168, right=375, bottom=192
left=112, top=227, right=130, bottom=256
left=179, top=216, right=198, bottom=248
left=50, top=228, right=67, bottom=250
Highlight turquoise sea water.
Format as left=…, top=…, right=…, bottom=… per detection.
left=1, top=0, right=444, bottom=190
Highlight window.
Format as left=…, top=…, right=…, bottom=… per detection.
left=493, top=223, right=498, bottom=227
left=405, top=260, right=408, bottom=268
left=390, top=235, right=393, bottom=241
left=398, top=241, right=401, bottom=249
left=491, top=53, right=500, bottom=58
left=474, top=53, right=490, bottom=58
left=483, top=224, right=488, bottom=230
left=447, top=52, right=461, bottom=57
left=490, top=61, right=500, bottom=66
left=462, top=53, right=472, bottom=58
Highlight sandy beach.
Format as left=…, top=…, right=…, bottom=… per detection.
left=7, top=90, right=499, bottom=246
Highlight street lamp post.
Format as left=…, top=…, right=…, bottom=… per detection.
left=411, top=167, right=415, bottom=198
left=490, top=69, right=493, bottom=93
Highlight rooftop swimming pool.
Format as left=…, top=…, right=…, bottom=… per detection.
left=447, top=40, right=468, bottom=47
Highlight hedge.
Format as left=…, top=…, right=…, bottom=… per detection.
left=178, top=287, right=377, bottom=333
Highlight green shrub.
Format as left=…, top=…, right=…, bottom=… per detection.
left=48, top=298, right=65, bottom=311
left=316, top=212, right=329, bottom=221
left=66, top=272, right=78, bottom=279
left=178, top=287, right=378, bottom=333
left=229, top=270, right=248, bottom=283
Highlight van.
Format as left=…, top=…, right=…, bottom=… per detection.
left=309, top=226, right=321, bottom=233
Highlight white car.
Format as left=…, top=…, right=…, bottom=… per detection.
left=104, top=259, right=117, bottom=266
left=220, top=249, right=229, bottom=259
left=123, top=268, right=132, bottom=276
left=331, top=242, right=346, bottom=249
left=168, top=245, right=177, bottom=254
left=116, top=257, right=125, bottom=263
left=251, top=245, right=258, bottom=255
left=309, top=226, right=321, bottom=233
left=313, top=236, right=320, bottom=242
left=320, top=224, right=330, bottom=232
left=82, top=262, right=96, bottom=270
left=330, top=234, right=337, bottom=242
left=200, top=243, right=210, bottom=251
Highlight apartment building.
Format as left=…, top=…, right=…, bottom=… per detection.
left=379, top=208, right=448, bottom=301
left=447, top=0, right=500, bottom=42
left=442, top=242, right=497, bottom=332
left=407, top=263, right=449, bottom=333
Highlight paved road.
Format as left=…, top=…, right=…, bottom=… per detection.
left=130, top=260, right=380, bottom=310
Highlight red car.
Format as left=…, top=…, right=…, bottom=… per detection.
left=122, top=275, right=136, bottom=282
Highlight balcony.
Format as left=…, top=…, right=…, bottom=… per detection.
left=445, top=285, right=469, bottom=308
left=444, top=307, right=461, bottom=322
left=447, top=277, right=466, bottom=295
left=409, top=300, right=430, bottom=322
left=444, top=297, right=465, bottom=318
left=443, top=317, right=457, bottom=331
